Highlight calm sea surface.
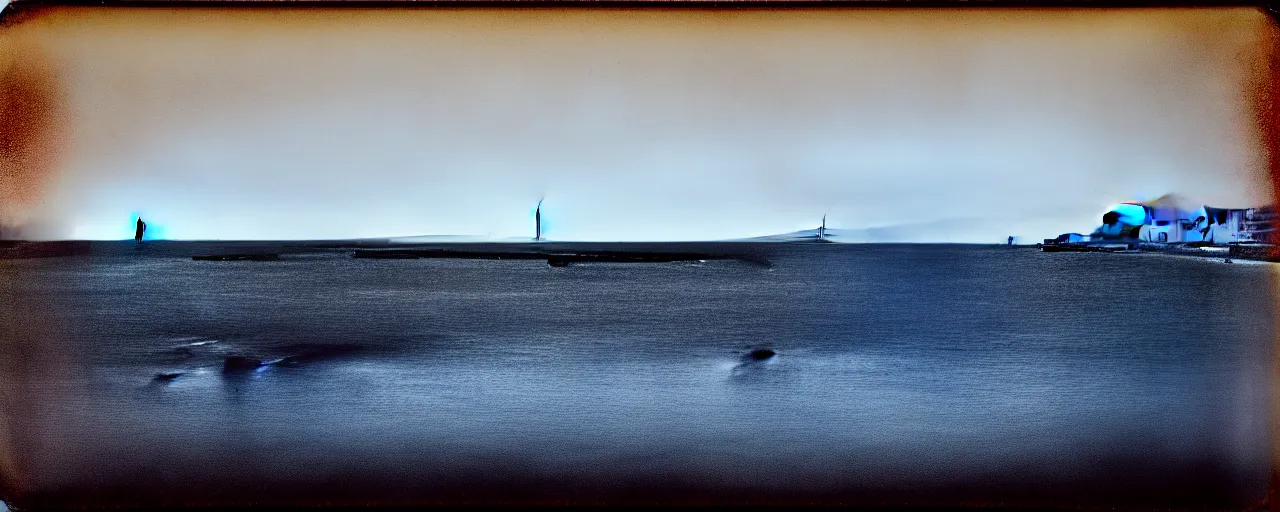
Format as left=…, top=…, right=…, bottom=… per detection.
left=1, top=243, right=1274, bottom=508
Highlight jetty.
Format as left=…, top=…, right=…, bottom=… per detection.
left=0, top=241, right=93, bottom=259
left=353, top=248, right=739, bottom=266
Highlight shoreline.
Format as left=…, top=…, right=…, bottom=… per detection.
left=2, top=239, right=1273, bottom=266
left=1039, top=241, right=1280, bottom=265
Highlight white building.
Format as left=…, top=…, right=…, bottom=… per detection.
left=1123, top=194, right=1251, bottom=245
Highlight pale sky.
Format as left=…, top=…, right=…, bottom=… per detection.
left=0, top=7, right=1274, bottom=242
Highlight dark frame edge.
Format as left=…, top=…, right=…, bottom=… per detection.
left=1, top=0, right=1279, bottom=8
left=3, top=0, right=1280, bottom=26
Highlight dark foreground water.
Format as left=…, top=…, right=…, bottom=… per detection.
left=0, top=243, right=1275, bottom=509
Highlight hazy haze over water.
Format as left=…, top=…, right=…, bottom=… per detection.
left=0, top=7, right=1274, bottom=241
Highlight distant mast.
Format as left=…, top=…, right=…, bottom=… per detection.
left=134, top=217, right=147, bottom=243
left=818, top=214, right=826, bottom=241
left=535, top=199, right=543, bottom=241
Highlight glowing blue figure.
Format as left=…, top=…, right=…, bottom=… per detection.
left=130, top=212, right=167, bottom=241
left=134, top=218, right=146, bottom=242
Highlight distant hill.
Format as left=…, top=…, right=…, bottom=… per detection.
left=377, top=218, right=1008, bottom=244
left=742, top=218, right=995, bottom=244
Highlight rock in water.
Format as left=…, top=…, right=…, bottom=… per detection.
left=223, top=355, right=263, bottom=372
left=748, top=348, right=776, bottom=361
left=153, top=371, right=183, bottom=382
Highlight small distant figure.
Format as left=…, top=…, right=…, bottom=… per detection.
left=134, top=218, right=147, bottom=242
left=534, top=199, right=543, bottom=241
left=1007, top=236, right=1014, bottom=246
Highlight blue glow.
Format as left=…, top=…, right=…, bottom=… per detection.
left=1107, top=204, right=1148, bottom=225
left=129, top=212, right=167, bottom=241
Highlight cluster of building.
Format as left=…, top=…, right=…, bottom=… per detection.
left=1045, top=194, right=1275, bottom=247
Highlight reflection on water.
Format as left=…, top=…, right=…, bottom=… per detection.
left=0, top=244, right=1273, bottom=507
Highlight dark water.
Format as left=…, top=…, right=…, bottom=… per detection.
left=1, top=243, right=1274, bottom=508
